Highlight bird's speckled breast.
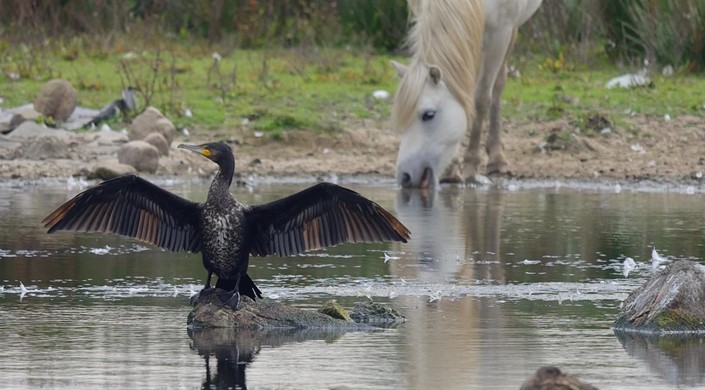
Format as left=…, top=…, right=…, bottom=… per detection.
left=200, top=198, right=247, bottom=278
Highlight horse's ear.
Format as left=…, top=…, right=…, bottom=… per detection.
left=391, top=60, right=408, bottom=78
left=429, top=66, right=442, bottom=85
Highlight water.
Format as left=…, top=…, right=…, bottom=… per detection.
left=2, top=178, right=705, bottom=389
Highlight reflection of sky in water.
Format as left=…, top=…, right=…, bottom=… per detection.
left=1, top=179, right=704, bottom=389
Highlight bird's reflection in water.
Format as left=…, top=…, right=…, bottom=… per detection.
left=189, top=327, right=349, bottom=390
left=614, top=331, right=705, bottom=387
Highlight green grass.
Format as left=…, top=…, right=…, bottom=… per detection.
left=2, top=38, right=705, bottom=136
left=503, top=56, right=705, bottom=126
left=0, top=39, right=397, bottom=135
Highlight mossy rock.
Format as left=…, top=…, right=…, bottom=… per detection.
left=188, top=288, right=405, bottom=330
left=349, top=301, right=405, bottom=326
left=613, top=260, right=705, bottom=334
left=318, top=300, right=353, bottom=322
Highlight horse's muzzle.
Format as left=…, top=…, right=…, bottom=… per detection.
left=400, top=168, right=433, bottom=189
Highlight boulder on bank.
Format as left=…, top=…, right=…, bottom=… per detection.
left=20, top=136, right=72, bottom=160
left=33, top=79, right=77, bottom=122
left=117, top=140, right=160, bottom=173
left=613, top=260, right=705, bottom=334
left=90, top=162, right=137, bottom=180
left=188, top=288, right=405, bottom=329
left=128, top=107, right=176, bottom=145
left=143, top=132, right=170, bottom=156
left=6, top=121, right=73, bottom=141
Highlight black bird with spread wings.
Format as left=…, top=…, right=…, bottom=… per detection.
left=42, top=142, right=410, bottom=309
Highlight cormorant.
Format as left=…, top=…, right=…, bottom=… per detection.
left=83, top=86, right=139, bottom=129
left=42, top=142, right=411, bottom=308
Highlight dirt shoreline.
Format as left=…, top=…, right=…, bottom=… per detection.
left=1, top=115, right=704, bottom=189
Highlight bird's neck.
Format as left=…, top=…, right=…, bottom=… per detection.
left=208, top=157, right=235, bottom=198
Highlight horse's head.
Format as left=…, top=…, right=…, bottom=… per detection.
left=391, top=61, right=467, bottom=189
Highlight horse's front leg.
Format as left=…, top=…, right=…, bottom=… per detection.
left=440, top=144, right=467, bottom=184
left=463, top=111, right=484, bottom=181
left=462, top=75, right=490, bottom=183
left=440, top=121, right=479, bottom=184
left=486, top=30, right=517, bottom=175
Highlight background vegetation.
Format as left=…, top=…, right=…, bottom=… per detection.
left=1, top=0, right=705, bottom=135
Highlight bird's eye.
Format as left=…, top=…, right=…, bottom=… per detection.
left=421, top=110, right=436, bottom=122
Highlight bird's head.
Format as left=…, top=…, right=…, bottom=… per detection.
left=178, top=142, right=233, bottom=165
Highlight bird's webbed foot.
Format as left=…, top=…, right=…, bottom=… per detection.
left=189, top=284, right=217, bottom=306
left=224, top=291, right=241, bottom=310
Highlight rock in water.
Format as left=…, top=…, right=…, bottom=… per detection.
left=318, top=300, right=353, bottom=322
left=349, top=301, right=405, bottom=325
left=520, top=366, right=598, bottom=390
left=34, top=79, right=77, bottom=122
left=613, top=260, right=705, bottom=334
left=188, top=288, right=405, bottom=330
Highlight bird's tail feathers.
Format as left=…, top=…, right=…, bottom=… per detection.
left=215, top=273, right=262, bottom=300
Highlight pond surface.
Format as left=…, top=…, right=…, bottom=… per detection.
left=1, top=178, right=705, bottom=389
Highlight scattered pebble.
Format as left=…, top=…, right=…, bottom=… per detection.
left=372, top=90, right=390, bottom=100
left=662, top=65, right=674, bottom=77
left=630, top=143, right=646, bottom=154
left=605, top=71, right=650, bottom=89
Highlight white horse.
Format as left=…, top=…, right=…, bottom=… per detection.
left=392, top=0, right=543, bottom=188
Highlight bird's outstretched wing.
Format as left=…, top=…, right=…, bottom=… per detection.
left=42, top=174, right=202, bottom=253
left=245, top=182, right=410, bottom=257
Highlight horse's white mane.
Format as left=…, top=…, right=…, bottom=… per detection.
left=393, top=0, right=485, bottom=129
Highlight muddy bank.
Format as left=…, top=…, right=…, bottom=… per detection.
left=1, top=111, right=704, bottom=186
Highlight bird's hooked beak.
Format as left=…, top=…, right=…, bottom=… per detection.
left=178, top=143, right=212, bottom=158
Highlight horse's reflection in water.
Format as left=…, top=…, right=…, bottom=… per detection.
left=393, top=187, right=505, bottom=283
left=189, top=328, right=348, bottom=390
left=394, top=188, right=466, bottom=282
left=393, top=188, right=518, bottom=389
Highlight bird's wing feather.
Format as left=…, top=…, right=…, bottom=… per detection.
left=42, top=174, right=202, bottom=252
left=245, top=183, right=410, bottom=257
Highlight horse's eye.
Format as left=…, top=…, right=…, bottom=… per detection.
left=421, top=110, right=436, bottom=122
